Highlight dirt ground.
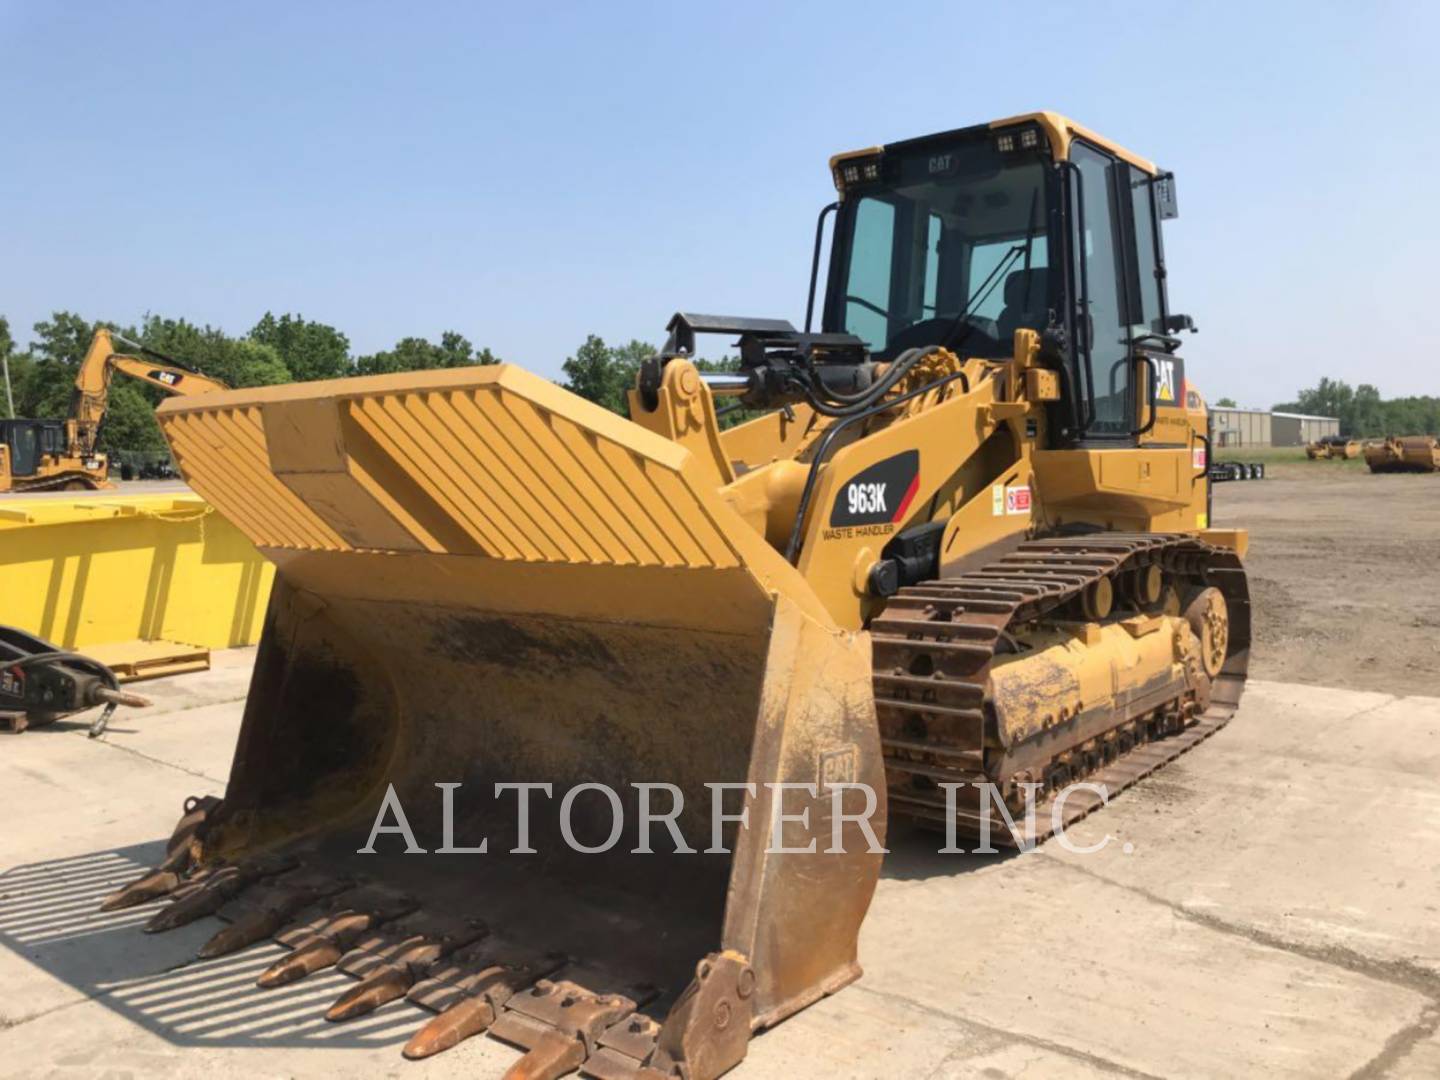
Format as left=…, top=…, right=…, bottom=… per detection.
left=1211, top=451, right=1440, bottom=694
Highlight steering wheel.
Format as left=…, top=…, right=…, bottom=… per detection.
left=885, top=315, right=1004, bottom=357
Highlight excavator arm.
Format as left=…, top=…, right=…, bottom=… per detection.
left=70, top=329, right=228, bottom=455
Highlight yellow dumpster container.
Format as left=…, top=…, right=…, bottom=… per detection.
left=0, top=493, right=273, bottom=652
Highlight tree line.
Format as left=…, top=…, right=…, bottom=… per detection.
left=1202, top=383, right=1436, bottom=439
left=7, top=312, right=1433, bottom=450
left=0, top=311, right=684, bottom=453
left=1272, top=378, right=1440, bottom=438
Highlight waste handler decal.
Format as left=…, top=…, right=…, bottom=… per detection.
left=830, top=450, right=919, bottom=527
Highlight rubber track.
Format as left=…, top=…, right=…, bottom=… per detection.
left=6, top=471, right=102, bottom=493
left=870, top=533, right=1250, bottom=849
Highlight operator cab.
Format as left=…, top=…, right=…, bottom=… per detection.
left=0, top=419, right=66, bottom=478
left=821, top=112, right=1191, bottom=443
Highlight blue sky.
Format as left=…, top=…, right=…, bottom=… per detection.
left=2, top=1, right=1435, bottom=406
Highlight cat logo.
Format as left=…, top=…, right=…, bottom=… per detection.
left=152, top=369, right=181, bottom=386
left=1151, top=357, right=1177, bottom=403
left=928, top=154, right=952, bottom=174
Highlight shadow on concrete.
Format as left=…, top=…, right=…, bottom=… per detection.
left=0, top=845, right=423, bottom=1051
left=879, top=821, right=1017, bottom=881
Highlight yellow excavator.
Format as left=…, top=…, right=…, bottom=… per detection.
left=103, top=112, right=1249, bottom=1079
left=0, top=329, right=227, bottom=493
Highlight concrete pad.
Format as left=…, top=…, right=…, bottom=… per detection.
left=3, top=657, right=1439, bottom=1078
left=1045, top=680, right=1440, bottom=981
left=1378, top=1018, right=1440, bottom=1078
left=862, top=846, right=1428, bottom=1078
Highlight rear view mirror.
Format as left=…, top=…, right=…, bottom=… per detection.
left=1153, top=172, right=1179, bottom=220
left=1164, top=313, right=1196, bottom=334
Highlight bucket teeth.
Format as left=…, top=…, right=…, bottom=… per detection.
left=491, top=980, right=644, bottom=1080
left=256, top=937, right=344, bottom=988
left=324, top=916, right=489, bottom=1022
left=403, top=996, right=497, bottom=1060
left=501, top=1029, right=586, bottom=1080
left=99, top=868, right=182, bottom=912
left=258, top=888, right=418, bottom=988
left=198, top=908, right=285, bottom=960
left=145, top=854, right=299, bottom=934
left=164, top=795, right=220, bottom=854
left=325, top=963, right=414, bottom=1022
left=143, top=870, right=239, bottom=933
left=99, top=794, right=221, bottom=912
left=196, top=872, right=350, bottom=960
left=402, top=950, right=567, bottom=1060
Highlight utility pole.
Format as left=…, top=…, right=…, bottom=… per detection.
left=2, top=353, right=13, bottom=418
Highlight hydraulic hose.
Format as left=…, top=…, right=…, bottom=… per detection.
left=795, top=346, right=939, bottom=417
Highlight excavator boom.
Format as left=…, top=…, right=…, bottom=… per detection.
left=0, top=329, right=229, bottom=492
left=71, top=329, right=228, bottom=455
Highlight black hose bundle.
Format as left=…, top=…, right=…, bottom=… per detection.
left=790, top=345, right=942, bottom=418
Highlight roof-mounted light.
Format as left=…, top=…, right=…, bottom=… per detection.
left=831, top=153, right=884, bottom=193
left=996, top=125, right=1046, bottom=154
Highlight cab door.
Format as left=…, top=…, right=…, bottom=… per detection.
left=1068, top=141, right=1179, bottom=444
left=7, top=423, right=41, bottom=477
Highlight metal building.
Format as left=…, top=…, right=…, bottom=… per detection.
left=1209, top=407, right=1339, bottom=448
left=1271, top=412, right=1341, bottom=446
left=1210, top=407, right=1271, bottom=448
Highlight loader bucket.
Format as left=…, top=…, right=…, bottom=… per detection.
left=127, top=365, right=885, bottom=1077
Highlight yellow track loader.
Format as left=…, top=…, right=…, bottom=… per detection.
left=0, top=329, right=226, bottom=492
left=103, top=112, right=1249, bottom=1080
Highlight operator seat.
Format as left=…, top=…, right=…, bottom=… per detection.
left=996, top=268, right=1049, bottom=343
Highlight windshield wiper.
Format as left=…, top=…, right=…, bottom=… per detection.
left=937, top=244, right=1024, bottom=352
left=939, top=186, right=1042, bottom=354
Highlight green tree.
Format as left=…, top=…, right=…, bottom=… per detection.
left=250, top=312, right=351, bottom=381
left=0, top=316, right=17, bottom=417
left=1214, top=396, right=1237, bottom=407
left=20, top=311, right=116, bottom=418
left=1349, top=384, right=1384, bottom=436
left=1295, top=377, right=1355, bottom=427
left=99, top=383, right=167, bottom=453
left=354, top=332, right=501, bottom=375
left=561, top=335, right=655, bottom=415
left=1279, top=377, right=1440, bottom=437
left=137, top=315, right=291, bottom=388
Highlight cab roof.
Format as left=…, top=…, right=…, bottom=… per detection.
left=831, top=111, right=1158, bottom=176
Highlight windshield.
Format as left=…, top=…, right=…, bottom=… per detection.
left=827, top=138, right=1051, bottom=360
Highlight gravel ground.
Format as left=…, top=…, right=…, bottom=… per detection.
left=1211, top=455, right=1440, bottom=694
